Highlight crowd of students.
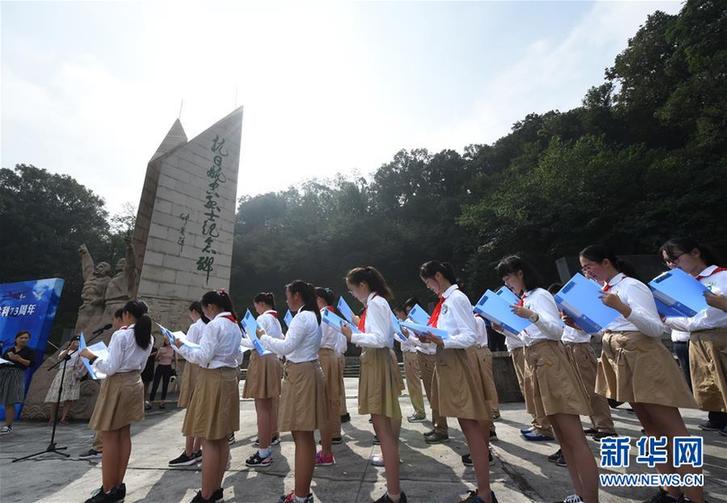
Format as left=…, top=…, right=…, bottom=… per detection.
left=8, top=237, right=723, bottom=503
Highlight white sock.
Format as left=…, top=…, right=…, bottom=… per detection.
left=295, top=495, right=310, bottom=503
left=258, top=447, right=272, bottom=458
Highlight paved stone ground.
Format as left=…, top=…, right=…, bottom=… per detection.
left=1, top=378, right=725, bottom=503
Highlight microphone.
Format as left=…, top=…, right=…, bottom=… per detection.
left=92, top=324, right=113, bottom=335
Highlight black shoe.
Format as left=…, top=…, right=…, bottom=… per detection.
left=368, top=416, right=373, bottom=424
left=169, top=451, right=198, bottom=467
left=643, top=488, right=680, bottom=503
left=78, top=448, right=102, bottom=460
left=84, top=485, right=124, bottom=503
left=374, top=491, right=408, bottom=503
left=423, top=429, right=437, bottom=438
left=253, top=435, right=280, bottom=447
left=699, top=420, right=725, bottom=431
left=425, top=432, right=449, bottom=444
left=462, top=453, right=473, bottom=467
left=460, top=490, right=498, bottom=503
left=547, top=448, right=562, bottom=463
left=245, top=451, right=273, bottom=468
left=116, top=484, right=126, bottom=500
left=489, top=429, right=498, bottom=441
left=212, top=488, right=223, bottom=502
left=555, top=453, right=567, bottom=467
left=373, top=435, right=380, bottom=445
left=341, top=413, right=351, bottom=423
left=226, top=433, right=235, bottom=445
left=592, top=431, right=617, bottom=441
left=583, top=427, right=598, bottom=435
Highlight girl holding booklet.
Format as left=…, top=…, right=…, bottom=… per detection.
left=257, top=280, right=327, bottom=503
left=579, top=244, right=704, bottom=503
left=243, top=292, right=284, bottom=469
left=416, top=261, right=497, bottom=503
left=659, top=238, right=727, bottom=436
left=169, top=302, right=208, bottom=468
left=174, top=290, right=243, bottom=503
left=339, top=266, right=406, bottom=503
left=496, top=256, right=597, bottom=503
left=79, top=300, right=153, bottom=503
left=315, top=287, right=346, bottom=465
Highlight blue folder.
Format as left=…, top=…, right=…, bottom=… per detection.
left=158, top=323, right=200, bottom=349
left=474, top=290, right=533, bottom=335
left=654, top=297, right=686, bottom=318
left=322, top=308, right=361, bottom=334
left=407, top=304, right=430, bottom=325
left=390, top=312, right=407, bottom=342
left=242, top=309, right=271, bottom=356
left=284, top=310, right=293, bottom=327
left=649, top=268, right=709, bottom=318
left=496, top=286, right=521, bottom=305
left=337, top=297, right=355, bottom=323
left=399, top=320, right=449, bottom=340
left=554, top=273, right=619, bottom=334
left=79, top=333, right=108, bottom=380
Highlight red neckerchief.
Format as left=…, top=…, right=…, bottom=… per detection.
left=427, top=297, right=445, bottom=327
left=358, top=294, right=377, bottom=331
left=265, top=310, right=278, bottom=318
left=602, top=283, right=612, bottom=293
left=696, top=267, right=727, bottom=281
left=517, top=292, right=527, bottom=307
left=326, top=306, right=336, bottom=313
left=222, top=314, right=237, bottom=323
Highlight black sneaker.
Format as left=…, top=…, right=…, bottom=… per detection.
left=341, top=413, right=351, bottom=423
left=373, top=435, right=380, bottom=445
left=462, top=451, right=494, bottom=467
left=116, top=483, right=126, bottom=500
left=489, top=429, right=498, bottom=441
left=407, top=413, right=426, bottom=423
left=374, top=491, right=408, bottom=503
left=698, top=420, right=724, bottom=431
left=423, top=428, right=437, bottom=438
left=227, top=433, right=235, bottom=445
left=555, top=452, right=567, bottom=467
left=593, top=431, right=617, bottom=441
left=547, top=448, right=562, bottom=463
left=78, top=449, right=102, bottom=460
left=253, top=435, right=280, bottom=447
left=84, top=485, right=124, bottom=503
left=425, top=432, right=449, bottom=444
left=169, top=451, right=198, bottom=467
left=643, top=488, right=680, bottom=503
left=460, top=490, right=498, bottom=503
left=245, top=451, right=273, bottom=468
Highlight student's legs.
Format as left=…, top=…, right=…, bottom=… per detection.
left=48, top=403, right=58, bottom=423
left=633, top=402, right=704, bottom=503
left=403, top=352, right=425, bottom=416
left=255, top=398, right=273, bottom=450
left=272, top=396, right=280, bottom=439
left=101, top=429, right=121, bottom=491
left=200, top=438, right=227, bottom=498
left=372, top=414, right=401, bottom=496
left=61, top=401, right=72, bottom=421
left=4, top=404, right=15, bottom=426
left=185, top=435, right=196, bottom=456
left=292, top=430, right=316, bottom=497
left=117, top=425, right=132, bottom=484
left=550, top=414, right=598, bottom=503
left=459, top=418, right=492, bottom=503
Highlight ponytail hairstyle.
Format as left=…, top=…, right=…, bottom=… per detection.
left=345, top=266, right=394, bottom=300
left=659, top=237, right=721, bottom=267
left=201, top=289, right=238, bottom=321
left=286, top=280, right=321, bottom=323
left=314, top=287, right=336, bottom=307
left=579, top=244, right=639, bottom=279
left=189, top=301, right=210, bottom=324
left=495, top=255, right=544, bottom=291
left=419, top=261, right=458, bottom=286
left=253, top=292, right=276, bottom=311
left=122, top=300, right=151, bottom=350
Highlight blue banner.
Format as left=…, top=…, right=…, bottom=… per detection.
left=0, top=278, right=64, bottom=420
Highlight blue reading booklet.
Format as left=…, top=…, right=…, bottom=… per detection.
left=496, top=286, right=521, bottom=305
left=242, top=309, right=271, bottom=356
left=79, top=333, right=108, bottom=380
left=474, top=290, right=532, bottom=336
left=322, top=308, right=361, bottom=334
left=337, top=297, right=355, bottom=323
left=654, top=297, right=686, bottom=318
left=157, top=323, right=201, bottom=352
left=390, top=312, right=407, bottom=342
left=284, top=310, right=293, bottom=327
left=649, top=268, right=709, bottom=317
left=399, top=320, right=449, bottom=340
left=407, top=304, right=430, bottom=325
left=554, top=273, right=619, bottom=334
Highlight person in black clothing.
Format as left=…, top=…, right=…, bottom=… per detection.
left=142, top=339, right=158, bottom=410
left=0, top=331, right=35, bottom=434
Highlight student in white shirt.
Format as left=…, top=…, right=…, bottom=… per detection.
left=80, top=300, right=153, bottom=503
left=314, top=287, right=346, bottom=466
left=494, top=257, right=596, bottom=503
left=243, top=292, right=284, bottom=469
left=169, top=302, right=209, bottom=468
left=174, top=290, right=243, bottom=503
left=660, top=237, right=727, bottom=436
left=340, top=266, right=406, bottom=503
left=580, top=244, right=703, bottom=503
left=258, top=280, right=326, bottom=503
left=417, top=261, right=496, bottom=503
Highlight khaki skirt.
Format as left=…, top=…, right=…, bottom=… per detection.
left=524, top=340, right=592, bottom=417
left=243, top=352, right=283, bottom=399
left=177, top=361, right=200, bottom=408
left=432, top=348, right=490, bottom=420
left=278, top=360, right=328, bottom=431
left=89, top=371, right=144, bottom=432
left=319, top=348, right=342, bottom=410
left=358, top=347, right=402, bottom=418
left=182, top=367, right=240, bottom=440
left=472, top=345, right=500, bottom=411
left=391, top=349, right=405, bottom=392
left=689, top=328, right=727, bottom=412
left=597, top=331, right=697, bottom=409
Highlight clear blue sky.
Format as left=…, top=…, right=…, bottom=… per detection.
left=1, top=1, right=681, bottom=214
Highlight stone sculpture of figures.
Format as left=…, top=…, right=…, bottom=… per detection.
left=100, top=239, right=138, bottom=336
left=74, top=244, right=112, bottom=335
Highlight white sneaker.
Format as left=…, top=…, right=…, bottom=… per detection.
left=0, top=425, right=13, bottom=435
left=369, top=454, right=402, bottom=467
left=563, top=495, right=583, bottom=503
